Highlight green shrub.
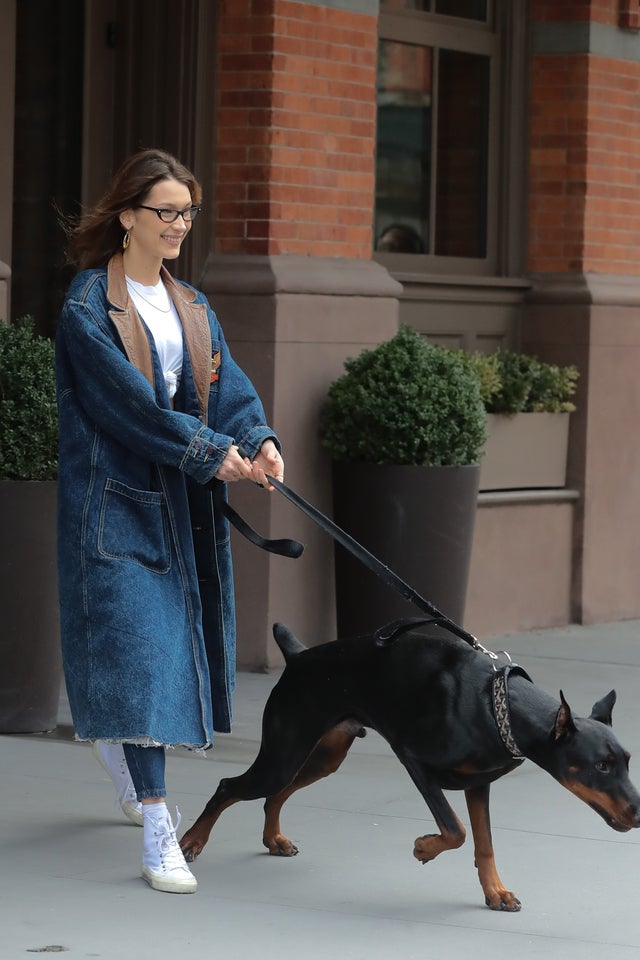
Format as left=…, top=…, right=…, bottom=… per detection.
left=468, top=349, right=579, bottom=415
left=457, top=350, right=501, bottom=408
left=0, top=316, right=58, bottom=480
left=319, top=325, right=487, bottom=466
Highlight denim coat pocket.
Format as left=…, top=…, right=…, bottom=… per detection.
left=98, top=478, right=171, bottom=574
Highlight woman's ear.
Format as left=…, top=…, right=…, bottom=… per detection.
left=119, top=211, right=133, bottom=231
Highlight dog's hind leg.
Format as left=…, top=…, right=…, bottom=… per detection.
left=465, top=784, right=521, bottom=912
left=181, top=743, right=313, bottom=863
left=262, top=719, right=365, bottom=856
left=180, top=791, right=239, bottom=862
left=181, top=687, right=347, bottom=863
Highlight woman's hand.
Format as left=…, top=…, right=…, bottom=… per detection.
left=214, top=439, right=283, bottom=489
left=214, top=445, right=254, bottom=483
left=249, top=439, right=284, bottom=490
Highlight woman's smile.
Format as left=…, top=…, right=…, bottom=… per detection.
left=161, top=233, right=184, bottom=246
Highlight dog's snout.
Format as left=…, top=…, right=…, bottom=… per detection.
left=624, top=781, right=640, bottom=828
left=616, top=790, right=640, bottom=830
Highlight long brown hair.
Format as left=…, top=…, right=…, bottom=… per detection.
left=64, top=149, right=202, bottom=270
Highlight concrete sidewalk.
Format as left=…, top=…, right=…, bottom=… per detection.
left=2, top=620, right=640, bottom=959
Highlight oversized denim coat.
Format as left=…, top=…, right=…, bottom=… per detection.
left=56, top=253, right=277, bottom=748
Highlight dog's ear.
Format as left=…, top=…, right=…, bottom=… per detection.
left=589, top=689, right=616, bottom=726
left=554, top=691, right=577, bottom=740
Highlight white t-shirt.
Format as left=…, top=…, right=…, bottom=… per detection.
left=125, top=277, right=184, bottom=399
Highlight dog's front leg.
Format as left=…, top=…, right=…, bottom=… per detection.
left=465, top=784, right=521, bottom=912
left=401, top=758, right=467, bottom=864
left=412, top=803, right=466, bottom=864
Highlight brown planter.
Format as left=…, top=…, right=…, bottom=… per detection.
left=479, top=412, right=570, bottom=492
left=331, top=463, right=480, bottom=638
left=0, top=480, right=62, bottom=733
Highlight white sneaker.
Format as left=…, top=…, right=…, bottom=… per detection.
left=92, top=741, right=144, bottom=826
left=142, top=804, right=197, bottom=894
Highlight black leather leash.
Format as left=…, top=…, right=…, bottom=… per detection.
left=218, top=461, right=482, bottom=651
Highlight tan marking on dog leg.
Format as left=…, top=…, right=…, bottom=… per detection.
left=180, top=797, right=237, bottom=862
left=263, top=789, right=299, bottom=856
left=262, top=722, right=363, bottom=856
left=413, top=816, right=466, bottom=864
left=465, top=785, right=521, bottom=911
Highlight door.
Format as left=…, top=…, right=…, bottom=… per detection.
left=11, top=0, right=84, bottom=335
left=83, top=0, right=216, bottom=286
left=10, top=0, right=216, bottom=335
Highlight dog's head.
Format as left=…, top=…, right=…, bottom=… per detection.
left=547, top=690, right=640, bottom=832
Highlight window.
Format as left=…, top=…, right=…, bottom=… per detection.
left=375, top=1, right=515, bottom=276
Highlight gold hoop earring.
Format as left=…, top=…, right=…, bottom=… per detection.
left=122, top=229, right=131, bottom=251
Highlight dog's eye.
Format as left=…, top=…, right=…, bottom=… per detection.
left=595, top=760, right=610, bottom=773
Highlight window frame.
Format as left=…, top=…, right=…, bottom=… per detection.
left=375, top=2, right=527, bottom=280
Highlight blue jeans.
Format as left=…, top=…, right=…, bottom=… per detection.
left=122, top=744, right=166, bottom=800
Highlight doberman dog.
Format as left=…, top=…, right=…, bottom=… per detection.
left=180, top=621, right=640, bottom=911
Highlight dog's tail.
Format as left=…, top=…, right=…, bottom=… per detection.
left=272, top=622, right=307, bottom=662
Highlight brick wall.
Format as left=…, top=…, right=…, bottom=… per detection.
left=528, top=53, right=590, bottom=272
left=529, top=0, right=640, bottom=274
left=533, top=1, right=618, bottom=26
left=215, top=0, right=378, bottom=258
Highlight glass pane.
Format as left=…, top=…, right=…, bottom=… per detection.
left=375, top=40, right=431, bottom=254
left=435, top=50, right=489, bottom=258
left=435, top=0, right=487, bottom=19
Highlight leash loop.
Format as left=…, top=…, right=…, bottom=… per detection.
left=211, top=481, right=304, bottom=559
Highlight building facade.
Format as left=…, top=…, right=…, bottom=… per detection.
left=2, top=0, right=639, bottom=666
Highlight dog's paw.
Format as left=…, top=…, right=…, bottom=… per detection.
left=263, top=833, right=299, bottom=857
left=485, top=890, right=522, bottom=912
left=413, top=834, right=438, bottom=863
left=181, top=844, right=201, bottom=864
left=179, top=834, right=204, bottom=863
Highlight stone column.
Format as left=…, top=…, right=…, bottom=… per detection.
left=525, top=274, right=640, bottom=624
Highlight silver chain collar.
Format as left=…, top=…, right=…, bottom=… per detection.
left=492, top=667, right=525, bottom=760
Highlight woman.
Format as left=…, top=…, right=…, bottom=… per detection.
left=56, top=149, right=284, bottom=894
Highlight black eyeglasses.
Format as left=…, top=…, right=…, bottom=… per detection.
left=137, top=204, right=202, bottom=223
